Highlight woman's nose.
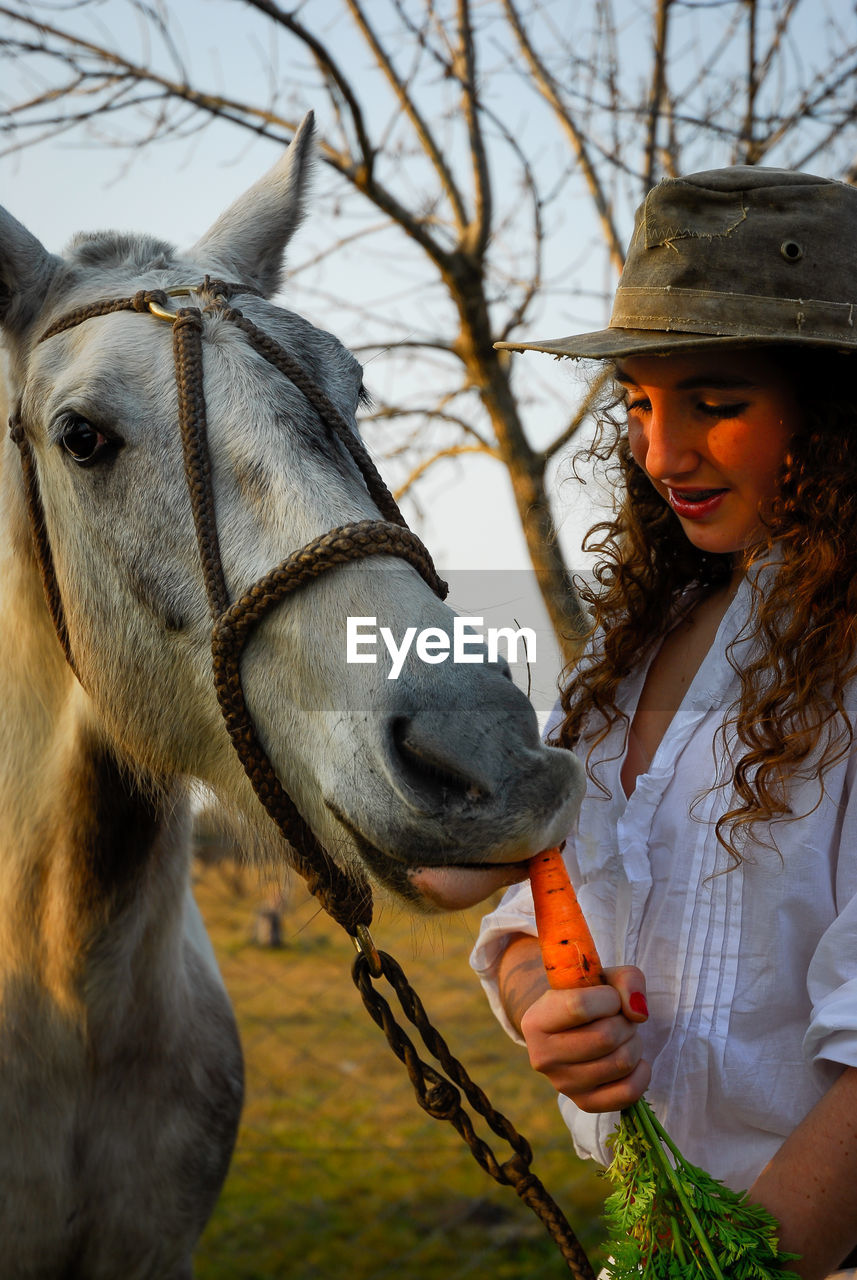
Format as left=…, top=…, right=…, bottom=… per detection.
left=641, top=404, right=698, bottom=480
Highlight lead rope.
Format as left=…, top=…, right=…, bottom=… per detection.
left=13, top=282, right=597, bottom=1280
left=352, top=950, right=598, bottom=1278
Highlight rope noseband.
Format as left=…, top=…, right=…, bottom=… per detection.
left=8, top=279, right=596, bottom=1279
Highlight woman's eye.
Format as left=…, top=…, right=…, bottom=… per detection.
left=626, top=397, right=651, bottom=415
left=698, top=401, right=749, bottom=420
left=59, top=417, right=117, bottom=466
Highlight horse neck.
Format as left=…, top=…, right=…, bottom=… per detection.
left=0, top=435, right=189, bottom=1014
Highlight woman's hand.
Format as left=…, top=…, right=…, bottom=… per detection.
left=497, top=935, right=650, bottom=1113
left=521, top=966, right=651, bottom=1111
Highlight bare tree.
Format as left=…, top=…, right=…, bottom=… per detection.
left=2, top=0, right=856, bottom=661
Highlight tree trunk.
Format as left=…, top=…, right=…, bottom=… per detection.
left=445, top=253, right=590, bottom=666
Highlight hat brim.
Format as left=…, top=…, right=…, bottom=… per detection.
left=494, top=326, right=854, bottom=359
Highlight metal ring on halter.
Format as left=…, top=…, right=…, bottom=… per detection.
left=148, top=288, right=198, bottom=323
left=351, top=924, right=383, bottom=978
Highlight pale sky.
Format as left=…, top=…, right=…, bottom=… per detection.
left=0, top=0, right=611, bottom=584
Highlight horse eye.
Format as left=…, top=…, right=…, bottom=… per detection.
left=59, top=417, right=114, bottom=466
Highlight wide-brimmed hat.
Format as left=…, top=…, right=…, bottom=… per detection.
left=496, top=167, right=857, bottom=359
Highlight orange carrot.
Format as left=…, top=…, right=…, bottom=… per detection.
left=529, top=846, right=604, bottom=989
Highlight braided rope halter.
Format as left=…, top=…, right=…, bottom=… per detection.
left=9, top=279, right=596, bottom=1280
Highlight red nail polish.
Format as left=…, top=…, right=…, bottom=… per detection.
left=629, top=992, right=649, bottom=1018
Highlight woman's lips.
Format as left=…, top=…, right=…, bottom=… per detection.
left=668, top=487, right=728, bottom=519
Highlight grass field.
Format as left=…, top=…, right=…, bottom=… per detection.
left=191, top=859, right=610, bottom=1279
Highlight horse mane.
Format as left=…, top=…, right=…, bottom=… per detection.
left=65, top=231, right=176, bottom=273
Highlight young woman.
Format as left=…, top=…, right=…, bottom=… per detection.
left=471, top=167, right=857, bottom=1280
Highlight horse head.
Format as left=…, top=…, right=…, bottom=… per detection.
left=0, top=113, right=583, bottom=916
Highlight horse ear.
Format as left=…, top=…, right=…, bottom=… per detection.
left=0, top=207, right=61, bottom=338
left=188, top=111, right=316, bottom=297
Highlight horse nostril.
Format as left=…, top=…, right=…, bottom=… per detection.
left=390, top=716, right=490, bottom=804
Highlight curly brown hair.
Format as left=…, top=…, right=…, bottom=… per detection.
left=553, top=348, right=857, bottom=863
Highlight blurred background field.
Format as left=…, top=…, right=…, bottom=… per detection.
left=191, top=854, right=609, bottom=1279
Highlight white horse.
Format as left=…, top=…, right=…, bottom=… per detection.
left=0, top=114, right=583, bottom=1278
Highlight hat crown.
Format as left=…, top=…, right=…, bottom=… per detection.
left=497, top=165, right=857, bottom=359
left=622, top=167, right=857, bottom=308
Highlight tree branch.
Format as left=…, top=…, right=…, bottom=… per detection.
left=343, top=0, right=470, bottom=234
left=455, top=0, right=492, bottom=258
left=364, top=403, right=493, bottom=450
left=643, top=0, right=672, bottom=188
left=239, top=0, right=375, bottom=172
left=501, top=0, right=626, bottom=276
left=741, top=0, right=759, bottom=163
left=393, top=443, right=496, bottom=502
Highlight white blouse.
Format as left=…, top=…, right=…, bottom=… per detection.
left=471, top=574, right=857, bottom=1192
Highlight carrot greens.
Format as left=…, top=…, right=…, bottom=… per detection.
left=602, top=1098, right=799, bottom=1279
